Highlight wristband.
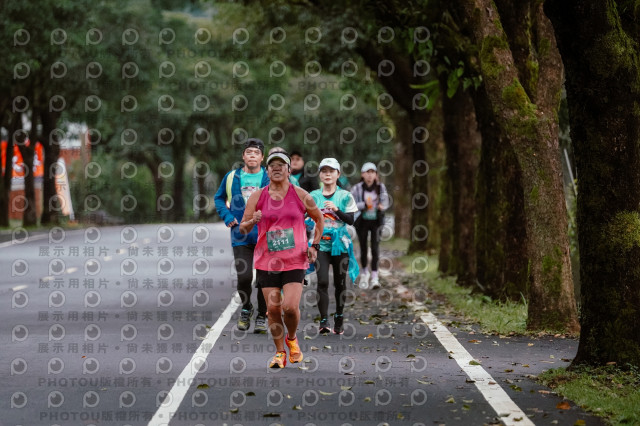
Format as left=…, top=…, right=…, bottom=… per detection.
left=311, top=243, right=320, bottom=251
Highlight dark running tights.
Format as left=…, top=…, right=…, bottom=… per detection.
left=357, top=219, right=380, bottom=271
left=316, top=250, right=349, bottom=319
left=232, top=244, right=267, bottom=316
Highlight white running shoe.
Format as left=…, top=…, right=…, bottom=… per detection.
left=358, top=270, right=370, bottom=289
left=370, top=272, right=380, bottom=289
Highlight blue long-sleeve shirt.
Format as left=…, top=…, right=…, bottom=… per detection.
left=214, top=167, right=269, bottom=246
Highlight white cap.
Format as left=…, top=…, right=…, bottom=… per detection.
left=266, top=152, right=291, bottom=166
left=318, top=158, right=340, bottom=172
left=361, top=162, right=377, bottom=172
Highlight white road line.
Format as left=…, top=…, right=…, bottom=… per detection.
left=0, top=233, right=49, bottom=249
left=396, top=284, right=535, bottom=426
left=148, top=292, right=241, bottom=426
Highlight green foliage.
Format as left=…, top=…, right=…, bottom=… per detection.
left=538, top=365, right=640, bottom=425
left=69, top=150, right=157, bottom=223
left=398, top=253, right=528, bottom=335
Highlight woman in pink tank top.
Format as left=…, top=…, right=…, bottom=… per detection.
left=239, top=152, right=323, bottom=368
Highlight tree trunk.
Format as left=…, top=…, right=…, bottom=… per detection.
left=389, top=108, right=414, bottom=241
left=438, top=168, right=452, bottom=275
left=458, top=0, right=579, bottom=332
left=0, top=114, right=19, bottom=227
left=355, top=42, right=431, bottom=253
left=172, top=136, right=186, bottom=222
left=472, top=87, right=529, bottom=300
left=40, top=111, right=61, bottom=225
left=441, top=85, right=481, bottom=287
left=425, top=97, right=445, bottom=255
left=545, top=0, right=640, bottom=365
left=408, top=125, right=430, bottom=253
left=15, top=129, right=37, bottom=227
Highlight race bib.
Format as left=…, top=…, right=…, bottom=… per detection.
left=363, top=209, right=377, bottom=220
left=266, top=228, right=295, bottom=252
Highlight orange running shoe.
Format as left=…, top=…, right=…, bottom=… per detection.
left=269, top=351, right=287, bottom=368
left=285, top=335, right=303, bottom=363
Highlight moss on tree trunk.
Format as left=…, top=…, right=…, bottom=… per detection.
left=546, top=0, right=640, bottom=365
left=458, top=0, right=579, bottom=332
left=472, top=86, right=529, bottom=300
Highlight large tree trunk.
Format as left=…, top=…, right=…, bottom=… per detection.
left=545, top=0, right=640, bottom=365
left=472, top=88, right=529, bottom=299
left=458, top=0, right=579, bottom=332
left=441, top=85, right=481, bottom=287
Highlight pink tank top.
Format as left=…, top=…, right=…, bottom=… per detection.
left=253, top=183, right=309, bottom=271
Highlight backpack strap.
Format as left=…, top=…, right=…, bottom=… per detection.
left=225, top=169, right=236, bottom=208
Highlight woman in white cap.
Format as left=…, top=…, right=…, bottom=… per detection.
left=310, top=158, right=359, bottom=334
left=351, top=162, right=389, bottom=289
left=239, top=151, right=324, bottom=368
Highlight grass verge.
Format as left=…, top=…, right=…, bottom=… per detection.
left=538, top=365, right=640, bottom=425
left=388, top=243, right=527, bottom=335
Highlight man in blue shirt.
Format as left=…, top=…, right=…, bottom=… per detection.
left=214, top=138, right=269, bottom=332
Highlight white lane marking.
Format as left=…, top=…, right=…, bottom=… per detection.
left=148, top=292, right=241, bottom=426
left=0, top=233, right=49, bottom=249
left=396, top=284, right=534, bottom=426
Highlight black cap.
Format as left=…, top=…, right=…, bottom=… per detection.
left=244, top=138, right=264, bottom=153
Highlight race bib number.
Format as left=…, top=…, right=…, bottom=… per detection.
left=267, top=228, right=295, bottom=252
left=363, top=209, right=377, bottom=220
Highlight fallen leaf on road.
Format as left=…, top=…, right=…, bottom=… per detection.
left=445, top=397, right=455, bottom=403
left=364, top=380, right=375, bottom=384
left=469, top=360, right=481, bottom=365
left=292, top=405, right=302, bottom=410
left=263, top=412, right=280, bottom=417
left=341, top=386, right=352, bottom=390
left=538, top=390, right=551, bottom=394
left=416, top=379, right=430, bottom=384
left=504, top=369, right=513, bottom=373
left=468, top=339, right=481, bottom=343
left=574, top=420, right=586, bottom=425
left=319, top=391, right=335, bottom=396
left=197, top=384, right=209, bottom=389
left=230, top=408, right=239, bottom=413
left=556, top=401, right=571, bottom=410
left=364, top=397, right=371, bottom=402
left=528, top=343, right=534, bottom=347
left=246, top=391, right=255, bottom=396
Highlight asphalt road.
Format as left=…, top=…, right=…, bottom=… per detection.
left=1, top=223, right=604, bottom=426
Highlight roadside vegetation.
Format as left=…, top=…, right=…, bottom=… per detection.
left=383, top=237, right=638, bottom=425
